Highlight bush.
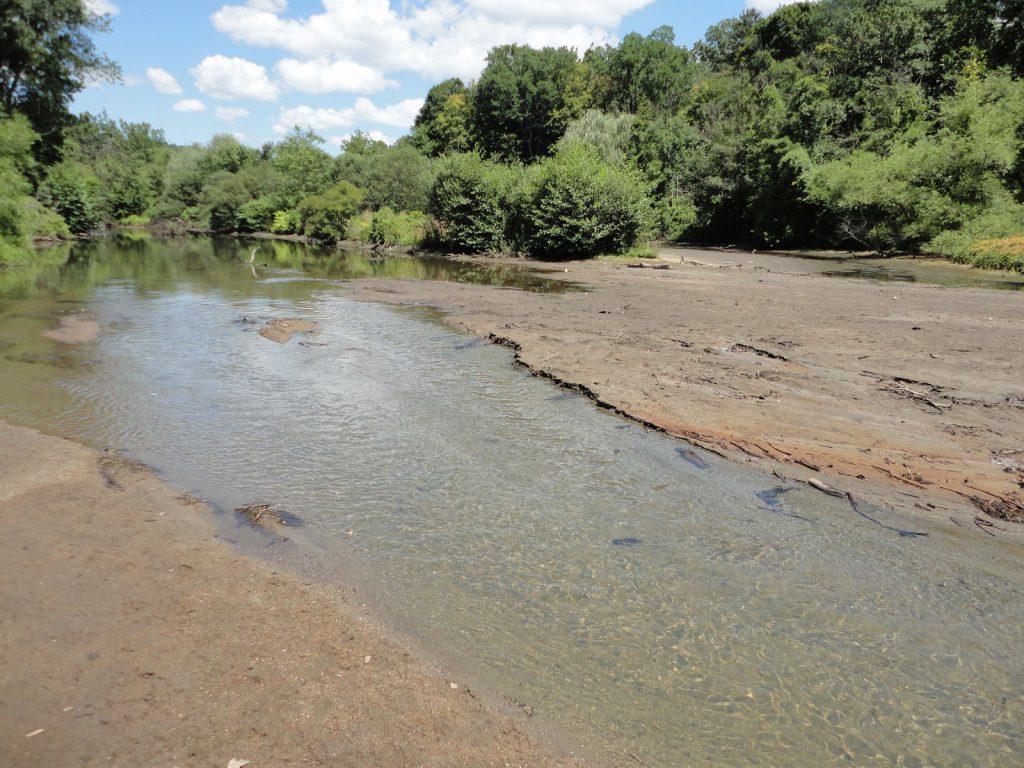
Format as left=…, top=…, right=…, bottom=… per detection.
left=22, top=198, right=72, bottom=238
left=428, top=153, right=522, bottom=252
left=270, top=209, right=301, bottom=235
left=236, top=196, right=278, bottom=232
left=297, top=181, right=365, bottom=241
left=344, top=210, right=373, bottom=241
left=119, top=214, right=150, bottom=227
left=367, top=207, right=429, bottom=246
left=514, top=141, right=652, bottom=259
left=963, top=237, right=1024, bottom=271
left=926, top=193, right=1024, bottom=270
left=37, top=160, right=102, bottom=233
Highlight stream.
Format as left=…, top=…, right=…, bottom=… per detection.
left=2, top=235, right=1022, bottom=767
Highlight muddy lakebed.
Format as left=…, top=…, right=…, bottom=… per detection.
left=2, top=236, right=1022, bottom=767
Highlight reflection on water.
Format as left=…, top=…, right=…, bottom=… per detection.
left=1, top=238, right=1023, bottom=767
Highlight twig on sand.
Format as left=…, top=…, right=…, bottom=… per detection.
left=883, top=382, right=952, bottom=412
left=807, top=477, right=845, bottom=498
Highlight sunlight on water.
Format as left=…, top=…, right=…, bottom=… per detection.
left=2, top=238, right=1022, bottom=767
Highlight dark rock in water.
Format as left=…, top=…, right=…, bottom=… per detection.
left=674, top=447, right=711, bottom=470
left=756, top=486, right=816, bottom=522
left=612, top=537, right=641, bottom=546
left=235, top=502, right=303, bottom=529
left=756, top=486, right=793, bottom=514
left=454, top=338, right=483, bottom=351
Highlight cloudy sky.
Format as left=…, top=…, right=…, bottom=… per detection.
left=77, top=0, right=803, bottom=150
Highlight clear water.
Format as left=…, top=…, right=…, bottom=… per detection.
left=2, top=237, right=1022, bottom=767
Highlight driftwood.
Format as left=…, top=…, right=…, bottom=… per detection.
left=807, top=477, right=845, bottom=497
left=882, top=382, right=952, bottom=412
left=730, top=343, right=790, bottom=361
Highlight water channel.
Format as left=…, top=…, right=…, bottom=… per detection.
left=2, top=236, right=1022, bottom=767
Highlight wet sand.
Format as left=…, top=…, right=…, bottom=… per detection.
left=42, top=312, right=101, bottom=345
left=340, top=248, right=1024, bottom=538
left=0, top=422, right=584, bottom=767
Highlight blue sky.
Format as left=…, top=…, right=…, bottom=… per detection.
left=76, top=1, right=798, bottom=151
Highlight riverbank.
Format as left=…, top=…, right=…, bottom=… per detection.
left=0, top=421, right=585, bottom=767
left=339, top=246, right=1024, bottom=537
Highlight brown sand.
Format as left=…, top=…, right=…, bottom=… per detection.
left=42, top=313, right=101, bottom=345
left=0, top=422, right=584, bottom=767
left=258, top=317, right=318, bottom=344
left=340, top=251, right=1024, bottom=537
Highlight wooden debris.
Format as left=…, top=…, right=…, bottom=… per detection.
left=730, top=343, right=790, bottom=361
left=235, top=503, right=287, bottom=528
left=807, top=477, right=845, bottom=497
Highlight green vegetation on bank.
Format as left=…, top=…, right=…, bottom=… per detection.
left=2, top=1, right=1023, bottom=268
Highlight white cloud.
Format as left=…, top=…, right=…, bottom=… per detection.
left=463, top=0, right=650, bottom=27
left=276, top=58, right=397, bottom=94
left=146, top=67, right=182, bottom=95
left=273, top=97, right=424, bottom=133
left=215, top=106, right=250, bottom=122
left=173, top=99, right=207, bottom=112
left=85, top=0, right=120, bottom=15
left=746, top=0, right=813, bottom=12
left=211, top=0, right=655, bottom=81
left=192, top=55, right=280, bottom=101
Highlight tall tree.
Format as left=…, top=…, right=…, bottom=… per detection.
left=472, top=45, right=581, bottom=163
left=0, top=0, right=119, bottom=163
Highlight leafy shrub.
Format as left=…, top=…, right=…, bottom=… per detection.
left=427, top=153, right=522, bottom=252
left=367, top=207, right=429, bottom=246
left=344, top=210, right=373, bottom=241
left=656, top=195, right=699, bottom=240
left=270, top=209, right=301, bottom=235
left=925, top=192, right=1024, bottom=269
left=964, top=237, right=1024, bottom=271
left=514, top=141, right=652, bottom=259
left=22, top=197, right=72, bottom=238
left=37, top=161, right=102, bottom=233
left=337, top=142, right=436, bottom=212
left=236, top=196, right=278, bottom=232
left=297, top=181, right=365, bottom=241
left=119, top=214, right=150, bottom=227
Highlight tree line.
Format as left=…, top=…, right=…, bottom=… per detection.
left=1, top=0, right=1022, bottom=269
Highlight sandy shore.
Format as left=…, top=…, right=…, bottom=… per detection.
left=340, top=249, right=1024, bottom=538
left=0, top=422, right=584, bottom=767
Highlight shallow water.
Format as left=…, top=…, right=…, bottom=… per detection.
left=2, top=238, right=1023, bottom=767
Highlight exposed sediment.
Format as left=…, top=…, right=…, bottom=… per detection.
left=340, top=249, right=1024, bottom=538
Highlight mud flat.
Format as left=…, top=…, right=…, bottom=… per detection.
left=0, top=421, right=584, bottom=768
left=340, top=250, right=1024, bottom=537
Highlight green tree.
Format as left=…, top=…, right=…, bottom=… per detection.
left=587, top=27, right=695, bottom=116
left=472, top=45, right=582, bottom=162
left=271, top=127, right=333, bottom=207
left=557, top=110, right=635, bottom=165
left=0, top=0, right=120, bottom=163
left=411, top=78, right=473, bottom=155
left=336, top=142, right=435, bottom=212
left=297, top=181, right=364, bottom=241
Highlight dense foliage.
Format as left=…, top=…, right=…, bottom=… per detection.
left=2, top=0, right=1023, bottom=268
